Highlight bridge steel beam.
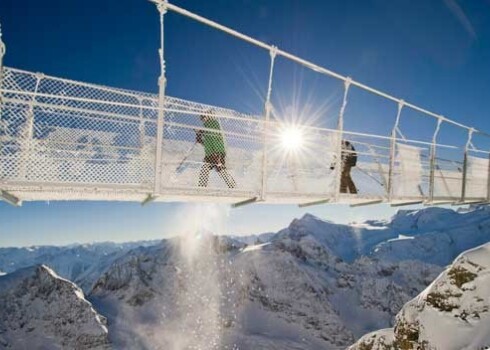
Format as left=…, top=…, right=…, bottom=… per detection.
left=231, top=197, right=258, bottom=209
left=391, top=200, right=424, bottom=207
left=298, top=198, right=331, bottom=208
left=0, top=190, right=22, bottom=207
left=350, top=199, right=383, bottom=208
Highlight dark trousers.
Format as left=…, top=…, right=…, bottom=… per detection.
left=198, top=153, right=236, bottom=189
left=340, top=164, right=357, bottom=194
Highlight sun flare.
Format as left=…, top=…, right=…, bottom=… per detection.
left=280, top=126, right=304, bottom=151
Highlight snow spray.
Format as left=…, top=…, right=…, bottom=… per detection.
left=165, top=203, right=230, bottom=350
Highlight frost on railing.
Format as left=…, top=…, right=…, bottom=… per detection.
left=1, top=66, right=490, bottom=204
left=0, top=66, right=489, bottom=205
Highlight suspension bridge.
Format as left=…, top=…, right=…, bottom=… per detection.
left=1, top=0, right=489, bottom=208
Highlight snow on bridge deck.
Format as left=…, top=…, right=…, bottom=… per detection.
left=1, top=2, right=490, bottom=207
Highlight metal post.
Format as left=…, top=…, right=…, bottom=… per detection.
left=260, top=45, right=277, bottom=201
left=460, top=128, right=474, bottom=203
left=334, top=78, right=351, bottom=201
left=387, top=100, right=404, bottom=201
left=0, top=23, right=6, bottom=118
left=153, top=1, right=168, bottom=195
left=428, top=118, right=443, bottom=203
left=487, top=151, right=490, bottom=202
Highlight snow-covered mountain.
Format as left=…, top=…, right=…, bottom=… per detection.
left=90, top=236, right=359, bottom=349
left=0, top=240, right=160, bottom=291
left=349, top=242, right=490, bottom=350
left=0, top=264, right=110, bottom=349
left=372, top=206, right=490, bottom=265
left=88, top=206, right=490, bottom=349
left=1, top=206, right=489, bottom=349
left=275, top=206, right=490, bottom=266
left=229, top=232, right=276, bottom=246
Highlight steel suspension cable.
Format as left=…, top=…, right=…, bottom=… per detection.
left=157, top=0, right=490, bottom=138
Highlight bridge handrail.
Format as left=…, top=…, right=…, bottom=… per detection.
left=1, top=79, right=465, bottom=152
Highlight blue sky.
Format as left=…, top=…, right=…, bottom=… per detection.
left=1, top=0, right=490, bottom=247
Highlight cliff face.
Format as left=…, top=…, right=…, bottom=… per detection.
left=349, top=242, right=490, bottom=350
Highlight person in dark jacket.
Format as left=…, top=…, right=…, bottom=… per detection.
left=331, top=140, right=358, bottom=194
left=196, top=111, right=236, bottom=188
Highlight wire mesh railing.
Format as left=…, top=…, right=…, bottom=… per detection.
left=1, top=66, right=489, bottom=205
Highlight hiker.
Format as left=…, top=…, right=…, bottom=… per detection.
left=196, top=111, right=236, bottom=188
left=331, top=139, right=358, bottom=194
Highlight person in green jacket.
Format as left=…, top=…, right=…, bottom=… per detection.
left=196, top=110, right=236, bottom=188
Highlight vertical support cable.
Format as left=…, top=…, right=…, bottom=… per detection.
left=334, top=78, right=352, bottom=202
left=260, top=45, right=277, bottom=201
left=387, top=100, right=404, bottom=201
left=20, top=74, right=42, bottom=180
left=153, top=1, right=168, bottom=195
left=460, top=128, right=474, bottom=203
left=138, top=97, right=145, bottom=148
left=428, top=117, right=443, bottom=203
left=25, top=74, right=42, bottom=140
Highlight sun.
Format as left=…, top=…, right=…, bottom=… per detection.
left=280, top=126, right=304, bottom=152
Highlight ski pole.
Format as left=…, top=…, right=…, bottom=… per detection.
left=176, top=141, right=197, bottom=172
left=356, top=166, right=385, bottom=187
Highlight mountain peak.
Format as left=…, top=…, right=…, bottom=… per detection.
left=0, top=264, right=110, bottom=349
left=349, top=242, right=490, bottom=350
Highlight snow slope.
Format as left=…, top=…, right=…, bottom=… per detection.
left=88, top=226, right=441, bottom=348
left=89, top=236, right=356, bottom=349
left=371, top=206, right=490, bottom=265
left=229, top=232, right=276, bottom=245
left=86, top=206, right=490, bottom=349
left=349, top=242, right=490, bottom=350
left=0, top=264, right=110, bottom=349
left=275, top=206, right=490, bottom=266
